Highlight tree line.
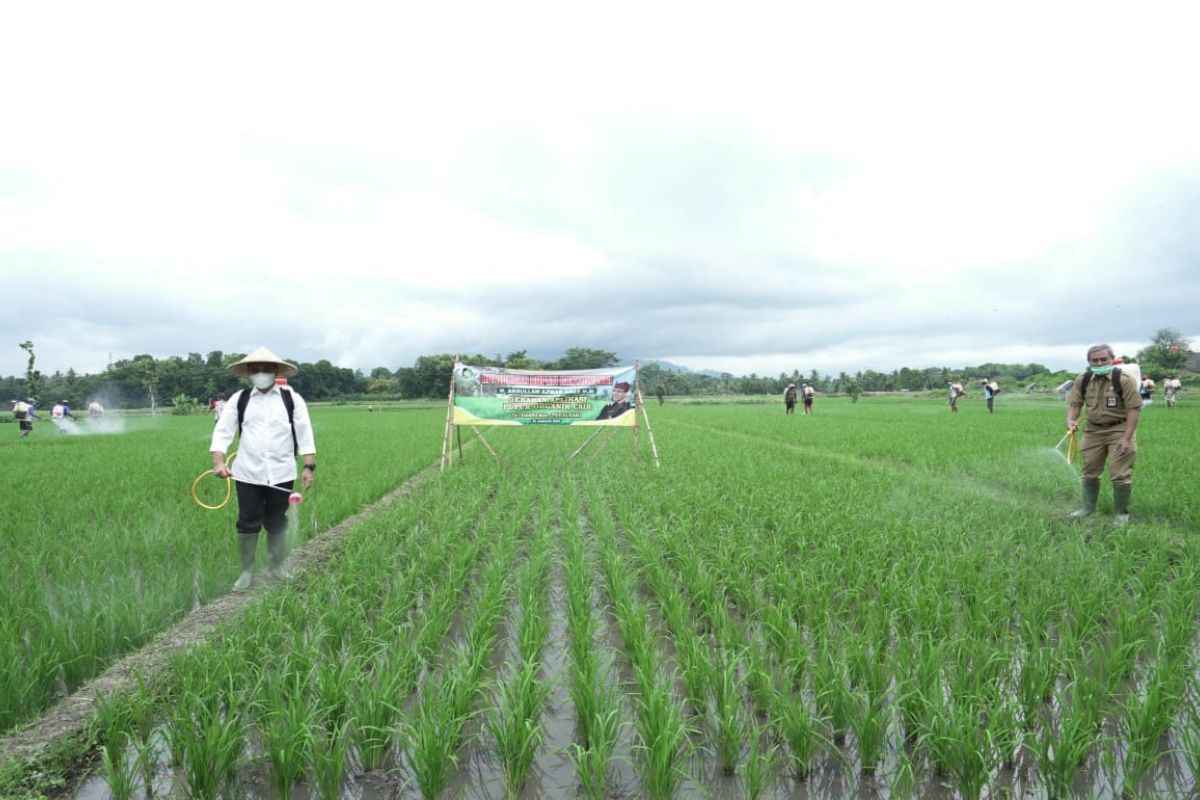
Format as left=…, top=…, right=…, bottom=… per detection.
left=4, top=331, right=1193, bottom=410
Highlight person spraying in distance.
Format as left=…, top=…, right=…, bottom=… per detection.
left=12, top=397, right=38, bottom=437
left=210, top=347, right=316, bottom=591
left=981, top=378, right=1001, bottom=414
left=1066, top=343, right=1142, bottom=526
left=51, top=399, right=75, bottom=433
left=948, top=381, right=965, bottom=413
left=1164, top=376, right=1182, bottom=408
left=1139, top=375, right=1155, bottom=406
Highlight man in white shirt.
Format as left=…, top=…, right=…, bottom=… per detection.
left=211, top=347, right=316, bottom=591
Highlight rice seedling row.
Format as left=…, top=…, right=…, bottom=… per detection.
left=575, top=402, right=1200, bottom=797
left=583, top=475, right=694, bottom=799
left=74, top=457, right=513, bottom=798
left=402, top=472, right=535, bottom=798
left=559, top=473, right=626, bottom=799
left=10, top=397, right=1200, bottom=799
left=484, top=478, right=555, bottom=797
left=0, top=408, right=445, bottom=736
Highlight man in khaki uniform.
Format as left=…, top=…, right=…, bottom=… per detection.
left=1066, top=344, right=1142, bottom=525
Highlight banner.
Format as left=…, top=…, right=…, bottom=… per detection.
left=452, top=364, right=638, bottom=426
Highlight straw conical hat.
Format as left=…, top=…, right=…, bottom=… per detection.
left=228, top=346, right=298, bottom=378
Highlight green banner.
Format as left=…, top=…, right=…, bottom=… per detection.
left=452, top=364, right=638, bottom=426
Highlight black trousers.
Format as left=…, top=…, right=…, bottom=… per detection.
left=235, top=480, right=294, bottom=536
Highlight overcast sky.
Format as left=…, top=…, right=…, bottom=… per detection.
left=2, top=2, right=1198, bottom=381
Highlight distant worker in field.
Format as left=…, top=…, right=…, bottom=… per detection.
left=981, top=378, right=1001, bottom=414
left=1066, top=343, right=1142, bottom=526
left=802, top=384, right=815, bottom=414
left=88, top=401, right=104, bottom=417
left=210, top=347, right=316, bottom=591
left=948, top=381, right=965, bottom=413
left=596, top=381, right=634, bottom=420
left=1139, top=375, right=1155, bottom=406
left=12, top=398, right=37, bottom=437
left=50, top=400, right=75, bottom=433
left=1164, top=376, right=1182, bottom=408
left=655, top=385, right=665, bottom=406
left=783, top=383, right=797, bottom=415
left=212, top=394, right=227, bottom=424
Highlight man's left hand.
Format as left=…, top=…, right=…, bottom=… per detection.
left=301, top=469, right=314, bottom=490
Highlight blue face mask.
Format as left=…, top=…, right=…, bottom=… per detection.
left=1090, top=365, right=1112, bottom=376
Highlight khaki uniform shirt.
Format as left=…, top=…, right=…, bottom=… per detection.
left=1068, top=370, right=1143, bottom=430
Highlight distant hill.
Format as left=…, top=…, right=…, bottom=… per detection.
left=639, top=359, right=729, bottom=378
left=639, top=359, right=690, bottom=373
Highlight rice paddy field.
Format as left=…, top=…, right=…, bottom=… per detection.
left=2, top=394, right=1199, bottom=799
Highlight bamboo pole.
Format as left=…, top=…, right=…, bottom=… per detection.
left=440, top=357, right=459, bottom=471
left=633, top=360, right=641, bottom=463
left=587, top=427, right=617, bottom=463
left=474, top=427, right=501, bottom=463
left=636, top=388, right=661, bottom=469
left=456, top=424, right=464, bottom=461
left=569, top=426, right=605, bottom=460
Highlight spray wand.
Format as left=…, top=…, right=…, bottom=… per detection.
left=190, top=452, right=304, bottom=510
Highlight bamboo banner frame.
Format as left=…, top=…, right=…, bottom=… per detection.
left=636, top=387, right=661, bottom=469
left=440, top=356, right=458, bottom=471
left=473, top=426, right=500, bottom=462
left=451, top=363, right=635, bottom=426
left=446, top=358, right=661, bottom=467
left=568, top=359, right=662, bottom=467
left=443, top=358, right=502, bottom=469
left=588, top=427, right=618, bottom=463
left=569, top=426, right=605, bottom=459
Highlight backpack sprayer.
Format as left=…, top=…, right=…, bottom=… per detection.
left=191, top=452, right=304, bottom=510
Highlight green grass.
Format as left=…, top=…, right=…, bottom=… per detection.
left=4, top=395, right=1200, bottom=797
left=0, top=406, right=443, bottom=735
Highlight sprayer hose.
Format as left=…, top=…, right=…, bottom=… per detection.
left=191, top=452, right=237, bottom=510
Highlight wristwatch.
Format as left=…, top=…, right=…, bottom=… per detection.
left=303, top=464, right=315, bottom=472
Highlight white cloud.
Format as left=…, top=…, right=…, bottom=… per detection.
left=2, top=2, right=1199, bottom=378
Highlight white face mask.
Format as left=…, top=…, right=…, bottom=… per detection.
left=250, top=371, right=276, bottom=390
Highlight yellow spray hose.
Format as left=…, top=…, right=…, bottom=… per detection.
left=1054, top=429, right=1080, bottom=465
left=191, top=452, right=237, bottom=510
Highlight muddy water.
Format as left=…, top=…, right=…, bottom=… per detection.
left=67, top=688, right=1200, bottom=798
left=68, top=566, right=1200, bottom=800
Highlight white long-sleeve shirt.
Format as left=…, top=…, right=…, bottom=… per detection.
left=210, top=386, right=316, bottom=486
